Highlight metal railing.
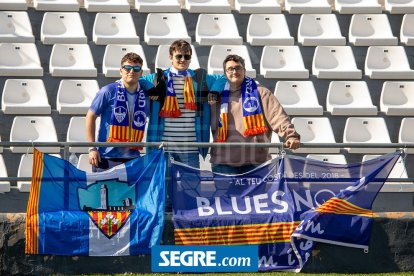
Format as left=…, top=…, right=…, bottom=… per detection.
left=0, top=141, right=414, bottom=183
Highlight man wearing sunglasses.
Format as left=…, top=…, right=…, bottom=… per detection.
left=141, top=39, right=225, bottom=207
left=85, top=52, right=159, bottom=172
left=210, top=54, right=300, bottom=175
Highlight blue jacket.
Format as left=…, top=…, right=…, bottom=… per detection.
left=141, top=69, right=226, bottom=158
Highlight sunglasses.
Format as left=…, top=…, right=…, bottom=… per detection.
left=174, top=54, right=192, bottom=60
left=122, top=65, right=142, bottom=73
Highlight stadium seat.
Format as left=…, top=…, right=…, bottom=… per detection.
left=365, top=46, right=414, bottom=79
left=77, top=154, right=93, bottom=173
left=84, top=0, right=130, bottom=12
left=334, top=0, right=382, bottom=14
left=32, top=0, right=79, bottom=11
left=326, top=81, right=377, bottom=116
left=144, top=13, right=190, bottom=45
left=41, top=12, right=87, bottom=45
left=67, top=116, right=100, bottom=153
left=0, top=155, right=10, bottom=193
left=17, top=154, right=61, bottom=192
left=349, top=14, right=398, bottom=46
left=57, top=79, right=99, bottom=114
left=196, top=14, right=242, bottom=46
left=199, top=154, right=212, bottom=171
left=0, top=0, right=27, bottom=10
left=343, top=117, right=394, bottom=154
left=362, top=155, right=408, bottom=186
left=93, top=13, right=139, bottom=45
left=401, top=14, right=414, bottom=46
left=312, top=46, right=362, bottom=79
left=135, top=0, right=181, bottom=12
left=49, top=44, right=97, bottom=77
left=285, top=0, right=332, bottom=14
left=0, top=43, right=43, bottom=77
left=298, top=14, right=345, bottom=46
left=10, top=116, right=60, bottom=154
left=234, top=0, right=281, bottom=13
left=384, top=0, right=414, bottom=14
left=2, top=79, right=51, bottom=115
left=0, top=11, right=34, bottom=43
left=399, top=118, right=414, bottom=153
left=184, top=0, right=231, bottom=13
left=292, top=117, right=339, bottom=153
left=247, top=14, right=294, bottom=46
left=274, top=81, right=323, bottom=115
left=260, top=46, right=309, bottom=79
left=306, top=154, right=347, bottom=164
left=155, top=44, right=200, bottom=70
left=208, top=45, right=256, bottom=77
left=0, top=137, right=2, bottom=154
left=380, top=82, right=414, bottom=116
left=103, top=44, right=150, bottom=77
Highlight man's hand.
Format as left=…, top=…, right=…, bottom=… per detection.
left=208, top=92, right=218, bottom=105
left=284, top=138, right=300, bottom=150
left=88, top=149, right=101, bottom=167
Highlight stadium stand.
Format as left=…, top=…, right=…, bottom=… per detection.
left=83, top=0, right=130, bottom=12
left=234, top=0, right=282, bottom=13
left=400, top=14, right=414, bottom=45
left=0, top=11, right=34, bottom=43
left=334, top=0, right=382, bottom=14
left=380, top=81, right=414, bottom=116
left=326, top=81, right=377, bottom=115
left=41, top=12, right=87, bottom=44
left=92, top=13, right=139, bottom=45
left=56, top=79, right=98, bottom=114
left=312, top=46, right=362, bottom=79
left=1, top=2, right=414, bottom=273
left=144, top=13, right=190, bottom=45
left=274, top=81, right=323, bottom=115
left=184, top=0, right=232, bottom=13
left=246, top=14, right=294, bottom=46
left=260, top=45, right=309, bottom=78
left=349, top=14, right=398, bottom=46
left=291, top=117, right=339, bottom=153
left=344, top=117, right=394, bottom=153
left=196, top=14, right=243, bottom=45
left=0, top=43, right=43, bottom=76
left=134, top=0, right=181, bottom=12
left=1, top=79, right=51, bottom=114
left=306, top=154, right=348, bottom=164
left=298, top=14, right=346, bottom=46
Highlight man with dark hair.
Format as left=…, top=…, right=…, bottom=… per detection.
left=86, top=52, right=158, bottom=172
left=210, top=54, right=300, bottom=174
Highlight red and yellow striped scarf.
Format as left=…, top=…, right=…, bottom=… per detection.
left=159, top=69, right=196, bottom=117
left=215, top=77, right=268, bottom=142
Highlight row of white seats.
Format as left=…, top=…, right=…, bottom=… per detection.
left=2, top=79, right=414, bottom=117
left=1, top=0, right=414, bottom=14
left=0, top=150, right=410, bottom=194
left=2, top=11, right=414, bottom=47
left=2, top=116, right=414, bottom=156
left=2, top=42, right=413, bottom=80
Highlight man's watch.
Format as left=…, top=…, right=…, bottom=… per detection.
left=88, top=147, right=97, bottom=153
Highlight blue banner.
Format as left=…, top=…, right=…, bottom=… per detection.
left=172, top=152, right=400, bottom=271
left=26, top=149, right=165, bottom=256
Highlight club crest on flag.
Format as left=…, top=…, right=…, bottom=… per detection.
left=79, top=180, right=135, bottom=239
left=114, top=106, right=127, bottom=123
